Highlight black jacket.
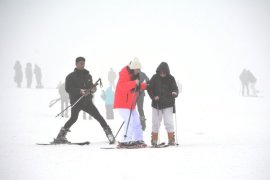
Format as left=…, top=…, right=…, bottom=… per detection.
left=147, top=62, right=178, bottom=109
left=65, top=68, right=94, bottom=105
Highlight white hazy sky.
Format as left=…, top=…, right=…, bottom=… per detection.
left=0, top=0, right=269, bottom=96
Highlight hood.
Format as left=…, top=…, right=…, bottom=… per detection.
left=156, top=62, right=170, bottom=75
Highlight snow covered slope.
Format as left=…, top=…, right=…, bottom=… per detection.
left=0, top=87, right=269, bottom=180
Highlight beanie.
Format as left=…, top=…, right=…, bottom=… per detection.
left=129, top=57, right=141, bottom=69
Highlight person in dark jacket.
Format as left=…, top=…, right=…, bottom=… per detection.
left=53, top=57, right=115, bottom=144
left=34, top=64, right=43, bottom=88
left=147, top=62, right=178, bottom=146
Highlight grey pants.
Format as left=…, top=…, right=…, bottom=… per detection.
left=152, top=107, right=174, bottom=133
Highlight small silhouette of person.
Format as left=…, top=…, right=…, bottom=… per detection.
left=239, top=69, right=249, bottom=96
left=137, top=70, right=149, bottom=131
left=14, top=61, right=23, bottom=88
left=34, top=64, right=43, bottom=88
left=57, top=82, right=69, bottom=118
left=25, top=63, right=33, bottom=88
left=239, top=69, right=257, bottom=97
left=108, top=68, right=117, bottom=89
left=101, top=86, right=115, bottom=119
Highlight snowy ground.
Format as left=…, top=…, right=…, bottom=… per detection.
left=0, top=87, right=269, bottom=180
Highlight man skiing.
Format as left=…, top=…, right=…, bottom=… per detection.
left=53, top=57, right=115, bottom=144
left=147, top=62, right=178, bottom=146
left=114, top=57, right=148, bottom=148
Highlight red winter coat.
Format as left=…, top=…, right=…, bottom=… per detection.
left=114, top=66, right=147, bottom=110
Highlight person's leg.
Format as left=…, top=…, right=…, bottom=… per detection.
left=151, top=108, right=162, bottom=145
left=137, top=95, right=146, bottom=130
left=117, top=108, right=134, bottom=143
left=64, top=106, right=81, bottom=129
left=106, top=104, right=114, bottom=119
left=163, top=107, right=175, bottom=145
left=131, top=110, right=143, bottom=142
left=53, top=106, right=81, bottom=143
left=60, top=99, right=64, bottom=117
left=64, top=100, right=69, bottom=117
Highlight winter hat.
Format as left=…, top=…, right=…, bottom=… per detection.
left=129, top=57, right=141, bottom=69
left=76, top=57, right=85, bottom=63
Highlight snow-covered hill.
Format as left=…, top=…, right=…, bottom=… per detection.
left=0, top=87, right=269, bottom=180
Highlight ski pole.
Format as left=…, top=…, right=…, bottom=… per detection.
left=49, top=98, right=61, bottom=107
left=114, top=84, right=139, bottom=139
left=114, top=89, right=138, bottom=139
left=124, top=85, right=139, bottom=138
left=55, top=78, right=102, bottom=117
left=174, top=104, right=179, bottom=146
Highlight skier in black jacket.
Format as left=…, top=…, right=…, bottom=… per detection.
left=53, top=57, right=115, bottom=144
left=147, top=62, right=178, bottom=146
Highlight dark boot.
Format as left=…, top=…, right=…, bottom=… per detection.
left=168, top=132, right=176, bottom=146
left=151, top=132, right=158, bottom=146
left=103, top=126, right=115, bottom=144
left=53, top=127, right=70, bottom=144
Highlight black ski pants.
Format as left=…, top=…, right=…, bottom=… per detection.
left=64, top=102, right=108, bottom=129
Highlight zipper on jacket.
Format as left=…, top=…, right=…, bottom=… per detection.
left=126, top=94, right=129, bottom=103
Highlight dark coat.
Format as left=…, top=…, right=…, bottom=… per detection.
left=65, top=68, right=94, bottom=105
left=147, top=62, right=178, bottom=109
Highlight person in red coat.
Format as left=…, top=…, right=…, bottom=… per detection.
left=114, top=57, right=148, bottom=147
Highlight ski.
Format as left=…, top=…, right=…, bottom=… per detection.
left=100, top=142, right=169, bottom=149
left=37, top=141, right=90, bottom=146
left=150, top=142, right=169, bottom=148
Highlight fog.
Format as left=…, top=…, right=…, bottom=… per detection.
left=1, top=1, right=270, bottom=179
left=1, top=0, right=269, bottom=96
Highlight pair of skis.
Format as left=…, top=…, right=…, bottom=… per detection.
left=100, top=142, right=170, bottom=149
left=36, top=142, right=172, bottom=148
left=37, top=141, right=90, bottom=146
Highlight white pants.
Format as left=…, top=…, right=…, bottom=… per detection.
left=152, top=107, right=174, bottom=133
left=117, top=109, right=143, bottom=142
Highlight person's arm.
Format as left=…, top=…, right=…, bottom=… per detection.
left=171, top=76, right=179, bottom=98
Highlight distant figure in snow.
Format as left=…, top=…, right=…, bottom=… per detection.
left=14, top=61, right=23, bottom=88
left=57, top=82, right=69, bottom=118
left=34, top=64, right=43, bottom=88
left=101, top=85, right=114, bottom=119
left=108, top=68, right=117, bottom=89
left=239, top=69, right=257, bottom=97
left=25, top=63, right=33, bottom=88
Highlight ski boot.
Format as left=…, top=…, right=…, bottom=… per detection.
left=168, top=132, right=176, bottom=146
left=103, top=126, right=115, bottom=144
left=52, top=127, right=70, bottom=144
left=151, top=132, right=158, bottom=146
